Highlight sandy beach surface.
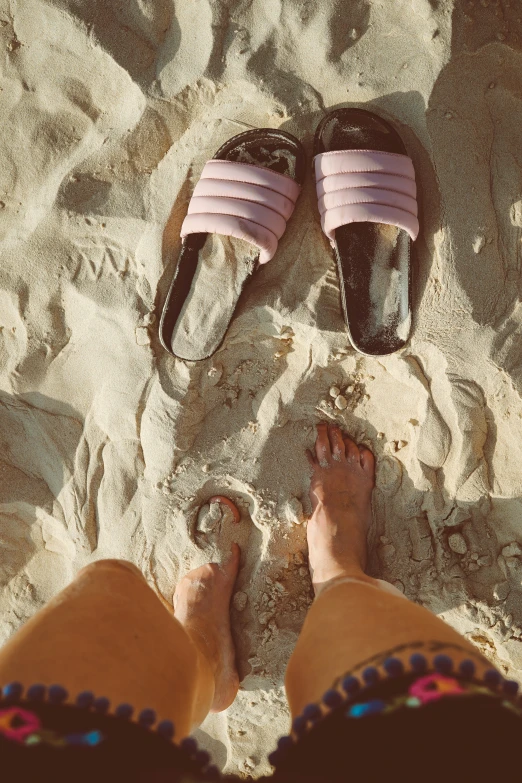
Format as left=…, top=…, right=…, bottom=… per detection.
left=1, top=0, right=522, bottom=776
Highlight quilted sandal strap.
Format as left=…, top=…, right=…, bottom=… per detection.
left=180, top=159, right=301, bottom=264
left=314, top=149, right=419, bottom=242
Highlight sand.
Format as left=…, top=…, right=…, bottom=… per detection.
left=1, top=0, right=522, bottom=776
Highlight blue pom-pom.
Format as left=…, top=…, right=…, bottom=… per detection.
left=138, top=708, right=156, bottom=727
left=484, top=669, right=501, bottom=688
left=302, top=703, right=321, bottom=722
left=383, top=657, right=404, bottom=677
left=433, top=654, right=453, bottom=674
left=27, top=684, right=46, bottom=702
left=115, top=703, right=133, bottom=720
left=323, top=689, right=343, bottom=709
left=156, top=720, right=175, bottom=740
left=503, top=680, right=519, bottom=697
left=93, top=697, right=110, bottom=714
left=292, top=715, right=307, bottom=736
left=348, top=699, right=386, bottom=718
left=277, top=735, right=294, bottom=752
left=195, top=749, right=210, bottom=767
left=84, top=730, right=104, bottom=746
left=362, top=666, right=380, bottom=686
left=341, top=675, right=360, bottom=695
left=410, top=653, right=427, bottom=673
left=180, top=737, right=198, bottom=755
left=48, top=685, right=68, bottom=704
left=458, top=659, right=476, bottom=679
left=76, top=691, right=95, bottom=709
left=2, top=682, right=23, bottom=701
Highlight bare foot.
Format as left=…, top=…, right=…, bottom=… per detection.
left=306, top=423, right=375, bottom=595
left=174, top=543, right=240, bottom=712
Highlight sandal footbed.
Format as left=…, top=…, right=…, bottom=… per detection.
left=314, top=108, right=412, bottom=356
left=159, top=129, right=305, bottom=360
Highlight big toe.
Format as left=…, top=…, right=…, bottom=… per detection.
left=222, top=543, right=241, bottom=584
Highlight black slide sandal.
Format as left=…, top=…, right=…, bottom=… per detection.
left=313, top=108, right=419, bottom=356
left=159, top=128, right=305, bottom=361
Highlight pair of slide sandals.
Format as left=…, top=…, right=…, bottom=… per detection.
left=159, top=108, right=419, bottom=360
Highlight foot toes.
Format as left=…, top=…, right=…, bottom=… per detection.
left=328, top=424, right=346, bottom=460
left=223, top=542, right=241, bottom=581
left=358, top=444, right=375, bottom=475
left=343, top=435, right=361, bottom=462
left=315, top=422, right=331, bottom=464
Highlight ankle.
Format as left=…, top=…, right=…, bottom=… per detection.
left=312, top=567, right=375, bottom=597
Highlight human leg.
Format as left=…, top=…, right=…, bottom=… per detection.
left=0, top=547, right=240, bottom=736
left=285, top=423, right=491, bottom=716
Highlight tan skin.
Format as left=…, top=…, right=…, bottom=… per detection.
left=0, top=424, right=492, bottom=737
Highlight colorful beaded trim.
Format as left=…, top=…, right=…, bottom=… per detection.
left=0, top=683, right=220, bottom=779
left=269, top=654, right=521, bottom=768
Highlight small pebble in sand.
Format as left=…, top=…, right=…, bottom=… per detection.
left=448, top=532, right=467, bottom=555
left=329, top=385, right=340, bottom=398
left=135, top=326, right=151, bottom=346
left=377, top=432, right=385, bottom=439
left=493, top=581, right=510, bottom=601
left=286, top=497, right=305, bottom=525
left=335, top=394, right=348, bottom=410
left=473, top=234, right=486, bottom=254
left=202, top=464, right=210, bottom=473
left=207, top=364, right=223, bottom=385
left=502, top=542, right=522, bottom=558
left=233, top=591, right=248, bottom=611
left=346, top=385, right=355, bottom=394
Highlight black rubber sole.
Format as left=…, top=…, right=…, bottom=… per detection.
left=314, top=108, right=414, bottom=356
left=159, top=128, right=306, bottom=360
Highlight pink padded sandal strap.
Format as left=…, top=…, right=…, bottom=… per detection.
left=314, top=150, right=419, bottom=242
left=180, top=159, right=301, bottom=264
